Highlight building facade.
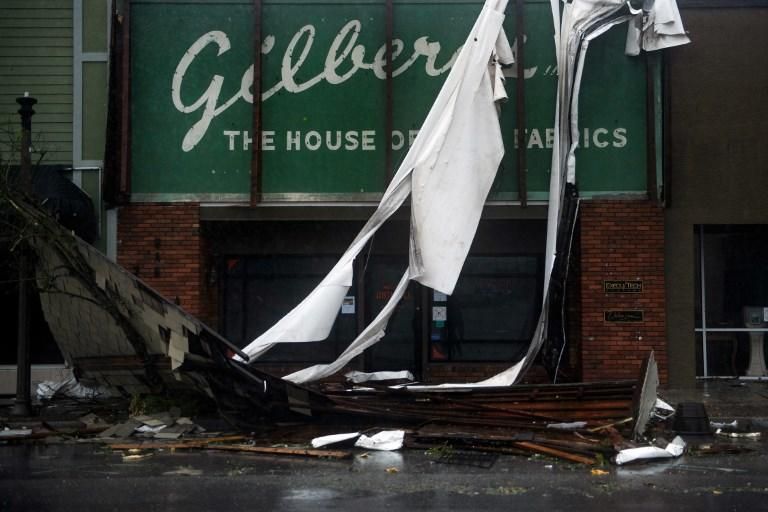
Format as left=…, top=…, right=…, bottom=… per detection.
left=112, top=0, right=669, bottom=384
left=3, top=0, right=768, bottom=392
left=0, top=0, right=111, bottom=391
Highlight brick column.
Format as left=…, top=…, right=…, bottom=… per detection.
left=117, top=203, right=205, bottom=318
left=579, top=200, right=668, bottom=384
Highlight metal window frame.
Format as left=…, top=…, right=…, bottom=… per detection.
left=73, top=0, right=114, bottom=255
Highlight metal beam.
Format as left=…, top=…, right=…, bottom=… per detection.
left=515, top=0, right=527, bottom=207
left=250, top=0, right=264, bottom=206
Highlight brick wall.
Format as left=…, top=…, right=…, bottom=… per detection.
left=117, top=203, right=209, bottom=320
left=579, top=200, right=668, bottom=384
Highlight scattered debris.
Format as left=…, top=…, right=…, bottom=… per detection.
left=345, top=371, right=415, bottom=384
left=122, top=453, right=153, bottom=462
left=311, top=432, right=360, bottom=448
left=99, top=419, right=143, bottom=439
left=547, top=421, right=587, bottom=430
left=714, top=429, right=761, bottom=439
left=0, top=427, right=33, bottom=439
left=162, top=466, right=204, bottom=476
left=210, top=444, right=353, bottom=459
left=108, top=435, right=247, bottom=450
left=36, top=376, right=113, bottom=401
left=710, top=420, right=738, bottom=430
left=653, top=398, right=676, bottom=420
left=615, top=436, right=686, bottom=465
left=354, top=431, right=405, bottom=451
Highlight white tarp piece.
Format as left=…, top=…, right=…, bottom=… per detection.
left=615, top=436, right=686, bottom=465
left=238, top=0, right=515, bottom=383
left=311, top=432, right=361, bottom=448
left=626, top=0, right=690, bottom=55
left=354, top=430, right=406, bottom=451
left=345, top=370, right=415, bottom=384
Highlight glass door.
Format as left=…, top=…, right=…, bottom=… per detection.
left=695, top=225, right=768, bottom=377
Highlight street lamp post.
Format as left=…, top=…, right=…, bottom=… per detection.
left=10, top=93, right=37, bottom=417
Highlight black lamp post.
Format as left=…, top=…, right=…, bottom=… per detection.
left=10, top=93, right=37, bottom=417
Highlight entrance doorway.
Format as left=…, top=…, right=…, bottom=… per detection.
left=694, top=225, right=768, bottom=377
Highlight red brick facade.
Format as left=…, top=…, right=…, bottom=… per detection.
left=578, top=200, right=668, bottom=384
left=117, top=203, right=211, bottom=321
left=116, top=200, right=668, bottom=385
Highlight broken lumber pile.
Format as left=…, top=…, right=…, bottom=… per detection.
left=313, top=379, right=646, bottom=464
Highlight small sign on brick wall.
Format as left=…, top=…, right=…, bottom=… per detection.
left=604, top=310, right=644, bottom=323
left=604, top=280, right=643, bottom=293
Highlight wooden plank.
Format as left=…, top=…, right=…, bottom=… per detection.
left=513, top=441, right=596, bottom=465
left=208, top=444, right=353, bottom=460
left=108, top=435, right=248, bottom=450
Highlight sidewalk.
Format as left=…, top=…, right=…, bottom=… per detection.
left=660, top=379, right=768, bottom=424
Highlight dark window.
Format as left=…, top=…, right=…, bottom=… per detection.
left=222, top=255, right=356, bottom=363
left=364, top=256, right=419, bottom=373
left=694, top=225, right=768, bottom=377
left=429, top=255, right=541, bottom=362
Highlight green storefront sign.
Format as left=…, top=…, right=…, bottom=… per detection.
left=130, top=0, right=647, bottom=202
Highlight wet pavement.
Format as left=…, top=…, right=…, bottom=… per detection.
left=1, top=437, right=767, bottom=511
left=662, top=379, right=768, bottom=422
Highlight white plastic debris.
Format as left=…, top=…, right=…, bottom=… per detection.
left=710, top=420, right=738, bottom=429
left=354, top=430, right=405, bottom=451
left=0, top=427, right=33, bottom=438
left=311, top=432, right=361, bottom=448
left=136, top=425, right=167, bottom=434
left=345, top=371, right=415, bottom=384
left=615, top=436, right=686, bottom=465
left=715, top=429, right=761, bottom=439
left=546, top=421, right=587, bottom=430
left=653, top=398, right=676, bottom=420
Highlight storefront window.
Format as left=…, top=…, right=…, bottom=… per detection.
left=694, top=225, right=768, bottom=377
left=365, top=257, right=419, bottom=373
left=222, top=255, right=356, bottom=362
left=429, top=255, right=541, bottom=362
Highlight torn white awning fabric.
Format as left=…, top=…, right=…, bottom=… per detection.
left=441, top=0, right=690, bottom=388
left=237, top=0, right=513, bottom=382
left=239, top=0, right=688, bottom=387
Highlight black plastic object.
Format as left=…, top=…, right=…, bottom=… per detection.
left=673, top=402, right=711, bottom=435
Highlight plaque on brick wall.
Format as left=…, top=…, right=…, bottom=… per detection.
left=604, top=280, right=643, bottom=293
left=604, top=310, right=644, bottom=322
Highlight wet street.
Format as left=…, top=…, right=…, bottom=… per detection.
left=2, top=439, right=767, bottom=511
